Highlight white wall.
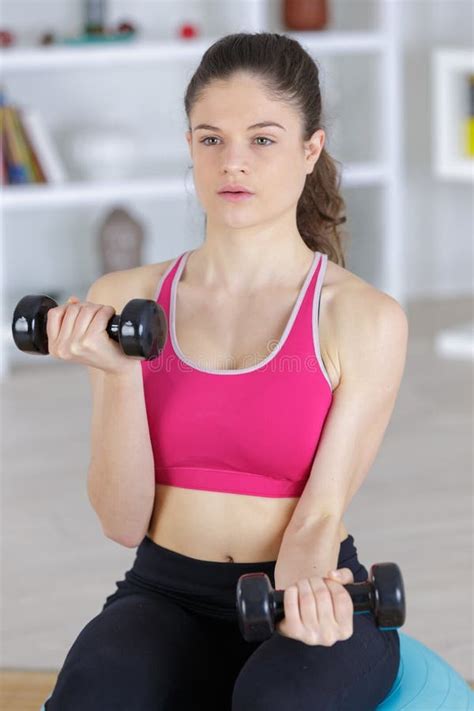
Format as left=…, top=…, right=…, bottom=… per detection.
left=400, top=0, right=473, bottom=298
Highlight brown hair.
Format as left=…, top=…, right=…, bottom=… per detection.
left=184, top=32, right=348, bottom=267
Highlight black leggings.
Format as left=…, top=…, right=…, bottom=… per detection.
left=45, top=533, right=400, bottom=711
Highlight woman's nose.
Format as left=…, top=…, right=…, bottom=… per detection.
left=220, top=153, right=250, bottom=172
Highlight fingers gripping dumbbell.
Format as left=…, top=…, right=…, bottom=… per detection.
left=236, top=561, right=406, bottom=643
left=11, top=294, right=167, bottom=360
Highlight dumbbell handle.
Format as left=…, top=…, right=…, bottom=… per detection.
left=104, top=315, right=122, bottom=342
left=273, top=580, right=402, bottom=631
left=272, top=581, right=375, bottom=622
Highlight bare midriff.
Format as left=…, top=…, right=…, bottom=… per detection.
left=146, top=486, right=348, bottom=562
left=141, top=250, right=348, bottom=563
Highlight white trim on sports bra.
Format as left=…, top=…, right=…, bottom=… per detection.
left=312, top=252, right=333, bottom=392
left=169, top=249, right=322, bottom=376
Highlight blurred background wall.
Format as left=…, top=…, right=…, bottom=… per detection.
left=1, top=0, right=472, bottom=691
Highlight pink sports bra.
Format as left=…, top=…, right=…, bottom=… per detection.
left=140, top=249, right=333, bottom=498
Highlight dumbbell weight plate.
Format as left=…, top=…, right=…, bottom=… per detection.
left=12, top=295, right=57, bottom=355
left=236, top=573, right=283, bottom=642
left=369, top=562, right=406, bottom=630
left=117, top=298, right=167, bottom=359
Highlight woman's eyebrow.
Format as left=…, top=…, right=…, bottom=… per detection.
left=193, top=121, right=286, bottom=131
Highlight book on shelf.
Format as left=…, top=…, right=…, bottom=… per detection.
left=20, top=107, right=67, bottom=183
left=465, top=74, right=474, bottom=158
left=0, top=90, right=67, bottom=185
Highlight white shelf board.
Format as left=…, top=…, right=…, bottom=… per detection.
left=0, top=162, right=388, bottom=211
left=434, top=320, right=474, bottom=360
left=0, top=32, right=386, bottom=72
left=0, top=175, right=190, bottom=210
left=433, top=160, right=474, bottom=182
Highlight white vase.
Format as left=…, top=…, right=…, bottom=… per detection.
left=66, top=126, right=138, bottom=180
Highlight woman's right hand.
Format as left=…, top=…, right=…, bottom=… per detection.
left=46, top=295, right=139, bottom=376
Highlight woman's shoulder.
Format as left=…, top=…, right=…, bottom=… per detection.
left=324, top=256, right=399, bottom=313
left=320, top=257, right=406, bottom=388
left=132, top=257, right=179, bottom=299
left=87, top=257, right=178, bottom=313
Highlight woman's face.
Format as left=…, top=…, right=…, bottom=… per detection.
left=185, top=73, right=324, bottom=232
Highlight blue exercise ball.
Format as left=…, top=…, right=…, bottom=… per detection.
left=377, top=631, right=474, bottom=709
left=40, top=632, right=474, bottom=711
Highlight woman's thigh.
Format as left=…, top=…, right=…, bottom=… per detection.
left=231, top=611, right=400, bottom=711
left=45, top=591, right=229, bottom=711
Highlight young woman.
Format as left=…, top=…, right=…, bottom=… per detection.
left=44, top=32, right=408, bottom=711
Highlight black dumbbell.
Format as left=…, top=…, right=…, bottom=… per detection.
left=11, top=294, right=168, bottom=360
left=236, top=561, right=406, bottom=643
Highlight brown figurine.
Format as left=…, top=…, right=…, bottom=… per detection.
left=97, top=206, right=145, bottom=275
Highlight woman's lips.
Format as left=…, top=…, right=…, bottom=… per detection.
left=218, top=192, right=254, bottom=202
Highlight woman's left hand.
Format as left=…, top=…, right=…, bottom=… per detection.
left=275, top=568, right=355, bottom=646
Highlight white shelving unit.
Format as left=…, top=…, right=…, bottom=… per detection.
left=0, top=0, right=404, bottom=380
left=431, top=47, right=474, bottom=361
left=432, top=48, right=474, bottom=182
left=0, top=31, right=387, bottom=70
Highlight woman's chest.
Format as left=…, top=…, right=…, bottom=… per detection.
left=177, top=284, right=295, bottom=371
left=173, top=281, right=339, bottom=387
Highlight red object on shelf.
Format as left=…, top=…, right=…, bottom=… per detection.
left=117, top=20, right=136, bottom=35
left=178, top=23, right=199, bottom=39
left=283, top=0, right=329, bottom=30
left=0, top=29, right=15, bottom=47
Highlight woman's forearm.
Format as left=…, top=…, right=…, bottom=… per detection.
left=87, top=364, right=155, bottom=547
left=275, top=515, right=343, bottom=589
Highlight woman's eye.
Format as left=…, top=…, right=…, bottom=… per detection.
left=200, top=136, right=274, bottom=146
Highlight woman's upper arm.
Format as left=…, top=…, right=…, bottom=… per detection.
left=292, top=283, right=409, bottom=524
left=84, top=271, right=122, bottom=480
left=84, top=262, right=170, bottom=477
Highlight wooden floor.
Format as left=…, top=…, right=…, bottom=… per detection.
left=1, top=669, right=473, bottom=711
left=1, top=671, right=57, bottom=711
left=1, top=670, right=473, bottom=711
